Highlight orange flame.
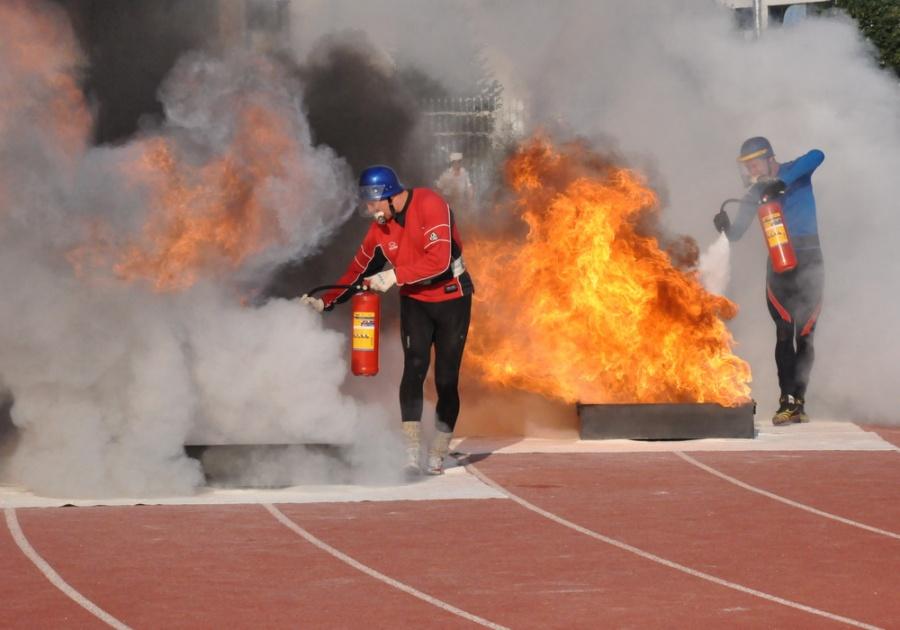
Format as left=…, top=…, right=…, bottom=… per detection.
left=108, top=102, right=296, bottom=292
left=466, top=137, right=751, bottom=405
left=0, top=0, right=90, bottom=183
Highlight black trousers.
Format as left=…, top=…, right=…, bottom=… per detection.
left=399, top=295, right=472, bottom=432
left=765, top=249, right=824, bottom=399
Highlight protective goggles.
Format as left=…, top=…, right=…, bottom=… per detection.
left=736, top=156, right=771, bottom=188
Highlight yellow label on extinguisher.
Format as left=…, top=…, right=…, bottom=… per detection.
left=761, top=213, right=789, bottom=247
left=352, top=311, right=376, bottom=351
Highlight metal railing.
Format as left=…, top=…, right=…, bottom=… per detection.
left=421, top=95, right=525, bottom=206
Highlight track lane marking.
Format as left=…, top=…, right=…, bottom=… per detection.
left=674, top=451, right=900, bottom=540
left=263, top=503, right=508, bottom=630
left=4, top=508, right=131, bottom=630
left=462, top=462, right=882, bottom=630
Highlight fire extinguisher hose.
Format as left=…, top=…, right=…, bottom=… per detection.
left=304, top=284, right=368, bottom=296
left=720, top=198, right=742, bottom=213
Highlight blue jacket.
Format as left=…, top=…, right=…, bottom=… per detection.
left=727, top=149, right=824, bottom=250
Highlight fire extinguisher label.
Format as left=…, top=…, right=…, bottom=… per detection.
left=762, top=214, right=789, bottom=247
left=353, top=311, right=376, bottom=351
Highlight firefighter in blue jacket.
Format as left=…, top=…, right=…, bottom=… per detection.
left=713, top=137, right=825, bottom=425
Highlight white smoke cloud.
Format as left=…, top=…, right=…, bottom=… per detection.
left=0, top=1, right=401, bottom=497
left=289, top=0, right=900, bottom=424
left=699, top=232, right=732, bottom=297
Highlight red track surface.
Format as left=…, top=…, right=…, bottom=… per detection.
left=4, top=447, right=899, bottom=629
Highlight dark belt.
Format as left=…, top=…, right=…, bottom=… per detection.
left=418, top=257, right=466, bottom=286
left=793, top=234, right=820, bottom=250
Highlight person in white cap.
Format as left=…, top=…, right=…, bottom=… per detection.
left=435, top=152, right=475, bottom=215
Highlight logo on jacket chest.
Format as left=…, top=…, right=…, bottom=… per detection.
left=387, top=241, right=399, bottom=251
left=428, top=232, right=438, bottom=242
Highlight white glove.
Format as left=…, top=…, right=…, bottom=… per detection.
left=366, top=268, right=397, bottom=293
left=299, top=294, right=324, bottom=313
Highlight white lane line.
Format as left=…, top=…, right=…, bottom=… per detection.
left=4, top=508, right=131, bottom=630
left=674, top=451, right=900, bottom=541
left=263, top=503, right=508, bottom=630
left=463, top=463, right=882, bottom=630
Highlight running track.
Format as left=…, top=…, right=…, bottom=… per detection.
left=2, top=427, right=898, bottom=629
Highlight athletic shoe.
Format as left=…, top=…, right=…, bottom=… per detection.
left=401, top=421, right=422, bottom=474
left=426, top=431, right=452, bottom=475
left=793, top=397, right=810, bottom=423
left=772, top=395, right=797, bottom=426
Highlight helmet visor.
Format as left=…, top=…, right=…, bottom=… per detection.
left=359, top=184, right=388, bottom=202
left=737, top=156, right=770, bottom=187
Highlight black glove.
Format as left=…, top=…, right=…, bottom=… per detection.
left=713, top=209, right=731, bottom=234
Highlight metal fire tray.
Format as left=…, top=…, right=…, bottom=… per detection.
left=184, top=444, right=350, bottom=488
left=577, top=401, right=756, bottom=440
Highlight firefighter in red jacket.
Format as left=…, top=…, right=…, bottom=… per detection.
left=300, top=165, right=474, bottom=475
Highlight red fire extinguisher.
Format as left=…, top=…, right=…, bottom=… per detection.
left=303, top=284, right=380, bottom=377
left=757, top=182, right=797, bottom=273
left=350, top=289, right=380, bottom=376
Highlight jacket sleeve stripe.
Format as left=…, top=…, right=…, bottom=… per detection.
left=424, top=238, right=451, bottom=249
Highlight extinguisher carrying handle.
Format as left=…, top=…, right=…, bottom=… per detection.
left=744, top=179, right=786, bottom=205
left=758, top=180, right=786, bottom=204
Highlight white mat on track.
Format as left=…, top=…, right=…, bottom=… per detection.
left=1, top=421, right=895, bottom=509
left=457, top=420, right=898, bottom=455
left=0, top=462, right=501, bottom=509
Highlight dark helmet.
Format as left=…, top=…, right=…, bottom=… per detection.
left=738, top=136, right=774, bottom=162
left=358, top=165, right=403, bottom=202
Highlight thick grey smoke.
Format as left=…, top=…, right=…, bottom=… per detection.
left=0, top=1, right=400, bottom=497
left=261, top=31, right=432, bottom=302
left=289, top=1, right=486, bottom=95
left=290, top=1, right=900, bottom=424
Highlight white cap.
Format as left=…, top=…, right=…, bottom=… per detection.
left=449, top=152, right=463, bottom=162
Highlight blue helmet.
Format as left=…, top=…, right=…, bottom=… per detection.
left=738, top=136, right=774, bottom=162
left=358, top=165, right=403, bottom=201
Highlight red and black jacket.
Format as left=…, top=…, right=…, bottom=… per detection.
left=323, top=188, right=474, bottom=309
